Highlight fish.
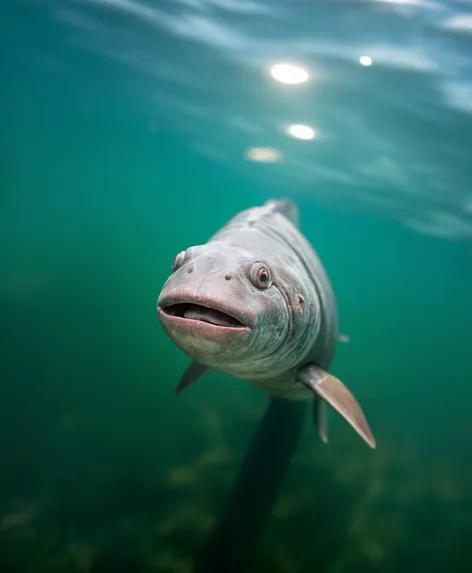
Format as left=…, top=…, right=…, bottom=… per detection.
left=157, top=199, right=375, bottom=449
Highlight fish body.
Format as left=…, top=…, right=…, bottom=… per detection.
left=158, top=199, right=375, bottom=448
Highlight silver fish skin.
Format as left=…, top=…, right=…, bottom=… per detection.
left=157, top=199, right=375, bottom=448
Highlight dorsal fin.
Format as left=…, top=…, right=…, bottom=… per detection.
left=264, top=199, right=299, bottom=228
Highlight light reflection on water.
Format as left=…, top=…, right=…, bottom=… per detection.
left=20, top=0, right=472, bottom=239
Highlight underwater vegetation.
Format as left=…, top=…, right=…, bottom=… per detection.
left=0, top=391, right=470, bottom=573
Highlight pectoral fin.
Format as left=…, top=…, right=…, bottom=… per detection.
left=314, top=396, right=328, bottom=444
left=175, top=361, right=210, bottom=396
left=297, top=366, right=376, bottom=449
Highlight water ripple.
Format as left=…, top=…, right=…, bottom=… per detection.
left=50, top=0, right=472, bottom=238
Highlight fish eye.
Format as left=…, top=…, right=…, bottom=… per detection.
left=250, top=263, right=272, bottom=289
left=172, top=251, right=186, bottom=272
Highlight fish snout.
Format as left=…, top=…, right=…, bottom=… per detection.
left=160, top=256, right=257, bottom=323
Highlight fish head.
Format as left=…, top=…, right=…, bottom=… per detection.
left=157, top=243, right=299, bottom=378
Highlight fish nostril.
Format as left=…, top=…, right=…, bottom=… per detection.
left=187, top=264, right=195, bottom=274
left=225, top=272, right=231, bottom=281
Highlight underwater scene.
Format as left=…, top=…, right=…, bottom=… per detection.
left=1, top=1, right=472, bottom=572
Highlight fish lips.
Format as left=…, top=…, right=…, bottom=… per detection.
left=157, top=293, right=255, bottom=342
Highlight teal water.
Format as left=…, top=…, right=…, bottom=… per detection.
left=1, top=1, right=472, bottom=572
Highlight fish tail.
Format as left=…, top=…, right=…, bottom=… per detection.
left=192, top=397, right=306, bottom=573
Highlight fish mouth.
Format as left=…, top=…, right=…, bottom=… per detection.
left=161, top=302, right=245, bottom=328
left=157, top=295, right=252, bottom=334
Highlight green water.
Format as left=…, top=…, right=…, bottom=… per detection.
left=2, top=1, right=472, bottom=572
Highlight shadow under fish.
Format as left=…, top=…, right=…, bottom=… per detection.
left=157, top=199, right=376, bottom=573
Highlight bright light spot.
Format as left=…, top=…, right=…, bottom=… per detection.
left=269, top=63, right=309, bottom=85
left=359, top=56, right=372, bottom=66
left=246, top=147, right=282, bottom=163
left=287, top=124, right=316, bottom=140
